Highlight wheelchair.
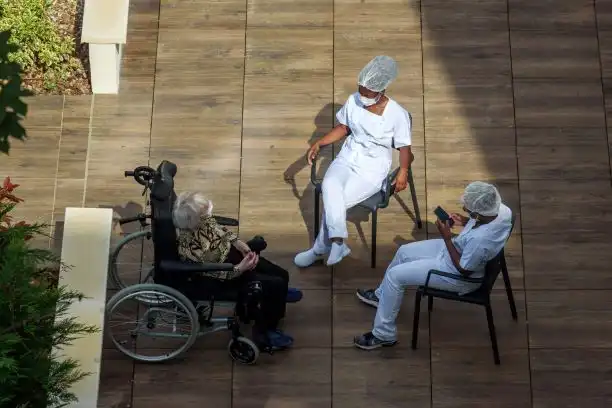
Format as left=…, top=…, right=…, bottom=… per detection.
left=105, top=160, right=267, bottom=365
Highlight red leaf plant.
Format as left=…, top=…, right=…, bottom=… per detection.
left=1, top=176, right=32, bottom=240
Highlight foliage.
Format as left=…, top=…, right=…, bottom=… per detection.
left=0, top=0, right=80, bottom=92
left=0, top=177, right=99, bottom=408
left=0, top=30, right=31, bottom=155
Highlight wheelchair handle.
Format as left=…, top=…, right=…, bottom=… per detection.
left=124, top=166, right=158, bottom=187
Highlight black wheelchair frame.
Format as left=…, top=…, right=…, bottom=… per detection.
left=105, top=160, right=270, bottom=365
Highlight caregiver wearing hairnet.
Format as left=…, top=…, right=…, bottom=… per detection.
left=353, top=181, right=513, bottom=350
left=294, top=56, right=414, bottom=267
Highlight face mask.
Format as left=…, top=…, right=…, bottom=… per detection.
left=463, top=206, right=477, bottom=219
left=358, top=92, right=381, bottom=107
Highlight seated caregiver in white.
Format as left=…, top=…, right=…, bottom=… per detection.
left=353, top=181, right=513, bottom=350
left=294, top=55, right=414, bottom=267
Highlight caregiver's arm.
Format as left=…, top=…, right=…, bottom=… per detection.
left=307, top=125, right=349, bottom=164
left=393, top=146, right=413, bottom=192
left=436, top=219, right=474, bottom=277
left=442, top=238, right=474, bottom=277
left=398, top=146, right=413, bottom=171
left=317, top=124, right=350, bottom=147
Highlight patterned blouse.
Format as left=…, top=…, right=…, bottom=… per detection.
left=176, top=215, right=241, bottom=280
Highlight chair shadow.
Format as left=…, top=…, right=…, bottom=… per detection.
left=99, top=201, right=146, bottom=235
left=392, top=219, right=437, bottom=247
left=346, top=194, right=418, bottom=252
left=284, top=103, right=340, bottom=243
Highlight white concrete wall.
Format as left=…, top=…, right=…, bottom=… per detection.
left=54, top=207, right=113, bottom=408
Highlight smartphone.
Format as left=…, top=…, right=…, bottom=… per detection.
left=434, top=206, right=454, bottom=227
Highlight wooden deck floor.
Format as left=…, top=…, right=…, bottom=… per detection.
left=2, top=0, right=612, bottom=406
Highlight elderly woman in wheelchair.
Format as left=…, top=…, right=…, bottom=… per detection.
left=172, top=191, right=301, bottom=350
left=106, top=160, right=302, bottom=365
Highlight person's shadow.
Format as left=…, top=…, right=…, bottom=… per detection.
left=284, top=103, right=340, bottom=242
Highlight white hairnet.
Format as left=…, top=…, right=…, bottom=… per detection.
left=460, top=181, right=501, bottom=216
left=358, top=56, right=398, bottom=92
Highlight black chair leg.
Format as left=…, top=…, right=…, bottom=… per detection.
left=314, top=189, right=320, bottom=239
left=501, top=254, right=518, bottom=321
left=411, top=291, right=422, bottom=349
left=428, top=295, right=433, bottom=312
left=408, top=169, right=422, bottom=229
left=371, top=210, right=377, bottom=269
left=485, top=303, right=501, bottom=365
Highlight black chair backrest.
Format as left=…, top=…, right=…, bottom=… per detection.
left=149, top=160, right=179, bottom=283
left=508, top=212, right=516, bottom=238
left=479, top=251, right=504, bottom=294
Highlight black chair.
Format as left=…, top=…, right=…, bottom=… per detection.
left=311, top=141, right=422, bottom=268
left=411, top=216, right=518, bottom=365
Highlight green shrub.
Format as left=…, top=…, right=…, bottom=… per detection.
left=0, top=178, right=99, bottom=407
left=0, top=0, right=79, bottom=91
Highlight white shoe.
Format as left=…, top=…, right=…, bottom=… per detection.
left=326, top=242, right=350, bottom=266
left=294, top=249, right=325, bottom=268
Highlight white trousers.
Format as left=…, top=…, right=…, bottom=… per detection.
left=312, top=159, right=381, bottom=253
left=372, top=239, right=477, bottom=341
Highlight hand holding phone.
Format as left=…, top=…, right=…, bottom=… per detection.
left=434, top=206, right=454, bottom=227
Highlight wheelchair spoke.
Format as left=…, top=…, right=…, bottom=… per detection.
left=106, top=287, right=199, bottom=363
left=109, top=230, right=154, bottom=290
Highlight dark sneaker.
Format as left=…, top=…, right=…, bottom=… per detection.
left=266, top=330, right=294, bottom=350
left=353, top=331, right=397, bottom=350
left=356, top=288, right=379, bottom=308
left=286, top=288, right=303, bottom=303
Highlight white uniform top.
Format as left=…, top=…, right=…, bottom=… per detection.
left=438, top=203, right=513, bottom=293
left=334, top=93, right=412, bottom=186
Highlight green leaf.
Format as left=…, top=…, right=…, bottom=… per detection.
left=11, top=98, right=27, bottom=116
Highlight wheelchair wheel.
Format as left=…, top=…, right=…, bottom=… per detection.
left=106, top=283, right=200, bottom=363
left=109, top=230, right=159, bottom=299
left=228, top=336, right=259, bottom=365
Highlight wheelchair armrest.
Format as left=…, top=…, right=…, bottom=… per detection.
left=424, top=269, right=482, bottom=289
left=213, top=215, right=239, bottom=226
left=159, top=260, right=235, bottom=274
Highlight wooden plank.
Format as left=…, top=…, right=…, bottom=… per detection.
left=232, top=349, right=331, bottom=408
left=531, top=349, right=612, bottom=407
left=514, top=79, right=605, bottom=128
left=149, top=0, right=246, bottom=218
left=527, top=290, right=612, bottom=348
left=432, top=348, right=531, bottom=407
left=132, top=350, right=232, bottom=408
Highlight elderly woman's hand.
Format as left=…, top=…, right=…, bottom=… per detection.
left=236, top=252, right=259, bottom=273
left=234, top=239, right=252, bottom=256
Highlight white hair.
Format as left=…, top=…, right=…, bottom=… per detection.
left=172, top=191, right=213, bottom=230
